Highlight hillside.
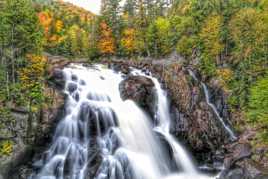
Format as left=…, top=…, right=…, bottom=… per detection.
left=35, top=0, right=95, bottom=57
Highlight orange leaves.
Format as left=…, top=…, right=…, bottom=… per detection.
left=38, top=11, right=65, bottom=47
left=98, top=22, right=115, bottom=55
left=38, top=11, right=52, bottom=36
left=121, top=28, right=136, bottom=55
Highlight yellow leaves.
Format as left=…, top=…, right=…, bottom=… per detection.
left=55, top=20, right=63, bottom=33
left=217, top=68, right=233, bottom=81
left=216, top=68, right=233, bottom=91
left=19, top=55, right=47, bottom=93
left=98, top=22, right=115, bottom=55
left=65, top=25, right=90, bottom=56
left=229, top=8, right=268, bottom=61
left=199, top=15, right=224, bottom=58
left=121, top=28, right=136, bottom=55
left=0, top=140, right=13, bottom=156
left=260, top=0, right=268, bottom=10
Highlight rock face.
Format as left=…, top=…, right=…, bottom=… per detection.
left=160, top=64, right=229, bottom=164
left=0, top=86, right=65, bottom=179
left=119, top=75, right=157, bottom=117
left=111, top=61, right=229, bottom=161
left=106, top=60, right=268, bottom=178
left=49, top=68, right=65, bottom=90
left=0, top=55, right=67, bottom=179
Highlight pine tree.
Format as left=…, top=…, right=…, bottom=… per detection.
left=0, top=0, right=44, bottom=101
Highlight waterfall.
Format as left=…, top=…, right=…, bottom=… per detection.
left=30, top=64, right=218, bottom=179
left=187, top=69, right=237, bottom=141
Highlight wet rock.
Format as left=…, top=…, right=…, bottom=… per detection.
left=238, top=159, right=268, bottom=179
left=50, top=68, right=65, bottom=89
left=67, top=82, right=77, bottom=93
left=221, top=159, right=268, bottom=179
left=224, top=168, right=244, bottom=179
left=170, top=106, right=189, bottom=134
left=74, top=92, right=79, bottom=102
left=119, top=75, right=157, bottom=118
left=224, top=143, right=252, bottom=169
left=71, top=74, right=78, bottom=81
left=79, top=80, right=86, bottom=86
left=110, top=63, right=131, bottom=75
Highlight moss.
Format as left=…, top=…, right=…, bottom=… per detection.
left=0, top=107, right=15, bottom=131
left=0, top=140, right=13, bottom=156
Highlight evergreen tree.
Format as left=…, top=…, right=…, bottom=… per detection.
left=0, top=0, right=43, bottom=101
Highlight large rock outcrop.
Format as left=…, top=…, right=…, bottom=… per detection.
left=119, top=75, right=157, bottom=118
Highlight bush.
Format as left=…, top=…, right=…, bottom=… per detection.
left=0, top=140, right=13, bottom=156
left=246, top=75, right=268, bottom=141
left=176, top=35, right=197, bottom=58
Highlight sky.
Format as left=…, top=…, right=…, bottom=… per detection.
left=63, top=0, right=102, bottom=14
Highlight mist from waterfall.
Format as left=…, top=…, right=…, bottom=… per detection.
left=30, top=64, right=218, bottom=179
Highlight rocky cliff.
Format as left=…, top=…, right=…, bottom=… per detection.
left=1, top=55, right=267, bottom=179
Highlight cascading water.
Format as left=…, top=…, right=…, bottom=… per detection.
left=187, top=69, right=237, bottom=141
left=30, top=64, right=218, bottom=179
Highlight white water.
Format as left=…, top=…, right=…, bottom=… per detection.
left=188, top=69, right=237, bottom=141
left=31, top=64, right=218, bottom=179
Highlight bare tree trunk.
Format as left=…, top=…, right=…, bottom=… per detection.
left=6, top=70, right=10, bottom=100
left=11, top=25, right=16, bottom=84
left=27, top=100, right=33, bottom=143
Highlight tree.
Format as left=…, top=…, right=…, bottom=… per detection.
left=123, top=0, right=136, bottom=23
left=247, top=74, right=268, bottom=141
left=98, top=21, right=115, bottom=55
left=199, top=15, right=224, bottom=76
left=0, top=0, right=44, bottom=101
left=19, top=54, right=46, bottom=138
left=101, top=0, right=121, bottom=46
left=38, top=11, right=53, bottom=38
left=199, top=15, right=224, bottom=59
left=67, top=25, right=80, bottom=56
left=121, top=28, right=137, bottom=56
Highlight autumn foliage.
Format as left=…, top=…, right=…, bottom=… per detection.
left=98, top=22, right=115, bottom=55
left=121, top=28, right=136, bottom=55
left=19, top=54, right=47, bottom=105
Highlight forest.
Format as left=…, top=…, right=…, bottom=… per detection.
left=0, top=0, right=267, bottom=169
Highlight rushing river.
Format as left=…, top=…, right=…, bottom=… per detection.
left=30, top=64, right=219, bottom=179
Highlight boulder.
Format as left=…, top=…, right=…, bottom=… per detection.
left=224, top=143, right=252, bottom=169
left=221, top=159, right=268, bottom=179
left=119, top=75, right=157, bottom=118
left=67, top=82, right=77, bottom=93
left=49, top=68, right=65, bottom=90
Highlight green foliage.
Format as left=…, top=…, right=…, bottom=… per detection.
left=0, top=0, right=44, bottom=56
left=247, top=75, right=268, bottom=141
left=199, top=15, right=224, bottom=59
left=0, top=0, right=44, bottom=105
left=176, top=35, right=197, bottom=58
left=146, top=17, right=173, bottom=57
